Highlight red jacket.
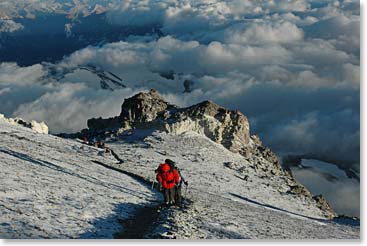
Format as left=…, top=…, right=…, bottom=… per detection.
left=156, top=163, right=180, bottom=189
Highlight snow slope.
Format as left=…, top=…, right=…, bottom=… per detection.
left=0, top=120, right=160, bottom=239
left=105, top=130, right=360, bottom=239
left=0, top=119, right=360, bottom=239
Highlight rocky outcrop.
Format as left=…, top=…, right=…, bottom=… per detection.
left=84, top=89, right=284, bottom=175
left=167, top=100, right=251, bottom=155
left=87, top=90, right=176, bottom=133
left=313, top=195, right=336, bottom=219
left=87, top=116, right=122, bottom=133
left=0, top=114, right=48, bottom=134
left=119, top=89, right=175, bottom=124
left=86, top=89, right=253, bottom=156
left=83, top=89, right=285, bottom=180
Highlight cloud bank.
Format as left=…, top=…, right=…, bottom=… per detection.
left=0, top=0, right=360, bottom=174
left=0, top=20, right=24, bottom=33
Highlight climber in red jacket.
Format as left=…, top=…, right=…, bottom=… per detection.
left=156, top=161, right=180, bottom=205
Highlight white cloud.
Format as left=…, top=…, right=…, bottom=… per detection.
left=225, top=21, right=304, bottom=45
left=0, top=20, right=24, bottom=33
left=267, top=109, right=359, bottom=170
left=0, top=63, right=46, bottom=85
left=341, top=63, right=359, bottom=88
left=13, top=83, right=143, bottom=133
left=106, top=0, right=166, bottom=27
left=292, top=163, right=360, bottom=217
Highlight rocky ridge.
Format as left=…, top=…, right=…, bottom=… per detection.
left=88, top=90, right=254, bottom=152
left=80, top=89, right=335, bottom=218
left=86, top=90, right=282, bottom=173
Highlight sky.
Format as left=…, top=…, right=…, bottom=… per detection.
left=0, top=1, right=360, bottom=179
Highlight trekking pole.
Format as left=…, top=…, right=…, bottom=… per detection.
left=151, top=180, right=156, bottom=190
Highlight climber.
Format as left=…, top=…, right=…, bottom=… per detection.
left=156, top=161, right=180, bottom=206
left=165, top=159, right=188, bottom=206
left=154, top=163, right=165, bottom=192
left=82, top=136, right=88, bottom=145
left=89, top=136, right=97, bottom=146
left=97, top=141, right=105, bottom=149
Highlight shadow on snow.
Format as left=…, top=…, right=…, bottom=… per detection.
left=0, top=147, right=154, bottom=201
left=229, top=193, right=360, bottom=227
left=78, top=202, right=160, bottom=239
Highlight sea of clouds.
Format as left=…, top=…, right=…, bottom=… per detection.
left=0, top=0, right=360, bottom=175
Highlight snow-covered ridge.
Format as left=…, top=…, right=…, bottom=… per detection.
left=0, top=113, right=48, bottom=134
left=103, top=130, right=359, bottom=238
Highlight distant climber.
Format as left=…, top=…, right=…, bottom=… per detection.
left=156, top=160, right=180, bottom=206
left=82, top=136, right=88, bottom=145
left=96, top=141, right=105, bottom=149
left=80, top=135, right=123, bottom=163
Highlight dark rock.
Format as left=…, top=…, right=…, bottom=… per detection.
left=288, top=184, right=312, bottom=197
left=313, top=194, right=336, bottom=218
left=119, top=89, right=173, bottom=124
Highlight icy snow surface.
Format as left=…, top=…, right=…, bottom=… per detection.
left=0, top=121, right=159, bottom=239
left=107, top=130, right=360, bottom=239
left=0, top=121, right=359, bottom=239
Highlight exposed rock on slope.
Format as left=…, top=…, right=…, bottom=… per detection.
left=0, top=114, right=48, bottom=134
left=88, top=89, right=253, bottom=156
left=87, top=89, right=175, bottom=132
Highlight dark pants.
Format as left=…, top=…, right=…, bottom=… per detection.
left=164, top=188, right=176, bottom=204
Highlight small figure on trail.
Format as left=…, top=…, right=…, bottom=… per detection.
left=88, top=137, right=97, bottom=146
left=82, top=136, right=88, bottom=145
left=105, top=146, right=111, bottom=154
left=156, top=161, right=180, bottom=206
left=97, top=141, right=105, bottom=149
left=83, top=135, right=123, bottom=163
